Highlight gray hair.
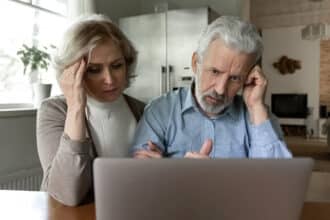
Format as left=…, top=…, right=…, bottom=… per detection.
left=196, top=16, right=263, bottom=63
left=53, top=14, right=137, bottom=86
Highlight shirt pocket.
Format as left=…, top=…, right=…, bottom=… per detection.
left=228, top=142, right=247, bottom=158
left=216, top=142, right=247, bottom=158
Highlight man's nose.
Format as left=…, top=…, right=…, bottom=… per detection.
left=214, top=75, right=229, bottom=95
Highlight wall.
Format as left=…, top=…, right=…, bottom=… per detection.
left=138, top=0, right=241, bottom=16
left=95, top=0, right=141, bottom=23
left=320, top=40, right=330, bottom=111
left=250, top=0, right=330, bottom=28
left=95, top=0, right=243, bottom=22
left=262, top=26, right=320, bottom=133
left=0, top=111, right=40, bottom=176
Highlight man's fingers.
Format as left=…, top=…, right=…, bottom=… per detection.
left=184, top=152, right=194, bottom=158
left=134, top=151, right=152, bottom=158
left=133, top=152, right=151, bottom=159
left=245, top=65, right=266, bottom=86
left=147, top=141, right=162, bottom=154
left=184, top=151, right=209, bottom=159
left=184, top=139, right=213, bottom=158
left=199, top=139, right=213, bottom=155
left=134, top=150, right=162, bottom=159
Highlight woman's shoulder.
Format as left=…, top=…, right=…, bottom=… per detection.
left=123, top=94, right=145, bottom=120
left=39, top=95, right=67, bottom=115
left=123, top=94, right=144, bottom=106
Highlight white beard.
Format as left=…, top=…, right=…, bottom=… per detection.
left=195, top=70, right=232, bottom=115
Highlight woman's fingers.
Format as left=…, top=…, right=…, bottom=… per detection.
left=59, top=58, right=87, bottom=108
left=75, top=59, right=86, bottom=83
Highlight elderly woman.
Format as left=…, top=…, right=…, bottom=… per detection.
left=36, top=14, right=144, bottom=206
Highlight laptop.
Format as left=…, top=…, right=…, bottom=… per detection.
left=93, top=158, right=313, bottom=220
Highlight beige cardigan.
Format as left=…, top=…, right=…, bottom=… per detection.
left=36, top=94, right=145, bottom=206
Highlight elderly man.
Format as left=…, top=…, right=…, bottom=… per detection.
left=131, top=16, right=292, bottom=159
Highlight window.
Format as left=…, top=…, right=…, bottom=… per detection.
left=0, top=0, right=68, bottom=104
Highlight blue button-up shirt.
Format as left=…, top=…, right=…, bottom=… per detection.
left=131, top=87, right=292, bottom=158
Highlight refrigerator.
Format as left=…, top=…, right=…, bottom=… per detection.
left=119, top=7, right=219, bottom=103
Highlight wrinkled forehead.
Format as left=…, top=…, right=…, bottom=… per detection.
left=202, top=40, right=257, bottom=73
left=86, top=39, right=125, bottom=64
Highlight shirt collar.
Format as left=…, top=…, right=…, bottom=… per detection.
left=181, top=83, right=199, bottom=114
left=181, top=82, right=240, bottom=121
left=222, top=96, right=241, bottom=121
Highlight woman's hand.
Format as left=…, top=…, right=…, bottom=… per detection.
left=61, top=59, right=88, bottom=141
left=60, top=59, right=87, bottom=109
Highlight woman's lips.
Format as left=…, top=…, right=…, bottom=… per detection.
left=103, top=88, right=118, bottom=93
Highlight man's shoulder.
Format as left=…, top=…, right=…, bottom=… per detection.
left=147, top=88, right=188, bottom=109
left=229, top=95, right=273, bottom=121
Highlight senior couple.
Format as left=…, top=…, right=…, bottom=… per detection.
left=36, top=14, right=292, bottom=206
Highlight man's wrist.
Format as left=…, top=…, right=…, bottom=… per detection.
left=248, top=104, right=269, bottom=125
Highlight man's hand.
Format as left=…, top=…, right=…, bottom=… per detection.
left=243, top=65, right=268, bottom=125
left=133, top=141, right=163, bottom=159
left=184, top=139, right=213, bottom=159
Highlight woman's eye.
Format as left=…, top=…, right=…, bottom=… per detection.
left=111, top=63, right=124, bottom=70
left=86, top=67, right=101, bottom=74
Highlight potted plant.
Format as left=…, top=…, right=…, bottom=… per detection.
left=17, top=44, right=53, bottom=107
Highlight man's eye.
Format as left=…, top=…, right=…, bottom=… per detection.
left=210, top=69, right=220, bottom=75
left=86, top=67, right=101, bottom=74
left=229, top=75, right=242, bottom=82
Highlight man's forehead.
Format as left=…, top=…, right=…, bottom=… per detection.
left=202, top=53, right=255, bottom=70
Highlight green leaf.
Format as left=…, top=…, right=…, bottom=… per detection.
left=16, top=43, right=54, bottom=75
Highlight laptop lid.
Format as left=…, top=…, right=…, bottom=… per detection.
left=93, top=158, right=313, bottom=220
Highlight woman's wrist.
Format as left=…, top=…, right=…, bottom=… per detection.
left=65, top=106, right=87, bottom=141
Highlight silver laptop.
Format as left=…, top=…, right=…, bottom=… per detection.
left=93, top=158, right=313, bottom=220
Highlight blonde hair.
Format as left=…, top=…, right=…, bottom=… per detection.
left=53, top=14, right=137, bottom=86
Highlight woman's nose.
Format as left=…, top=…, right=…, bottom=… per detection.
left=103, top=68, right=114, bottom=84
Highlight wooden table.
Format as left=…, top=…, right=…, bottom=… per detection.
left=0, top=190, right=94, bottom=220
left=1, top=190, right=330, bottom=220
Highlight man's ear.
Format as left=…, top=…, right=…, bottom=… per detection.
left=191, top=52, right=198, bottom=75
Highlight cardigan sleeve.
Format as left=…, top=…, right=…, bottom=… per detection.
left=36, top=97, right=94, bottom=206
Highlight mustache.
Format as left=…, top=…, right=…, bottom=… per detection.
left=203, top=90, right=225, bottom=101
